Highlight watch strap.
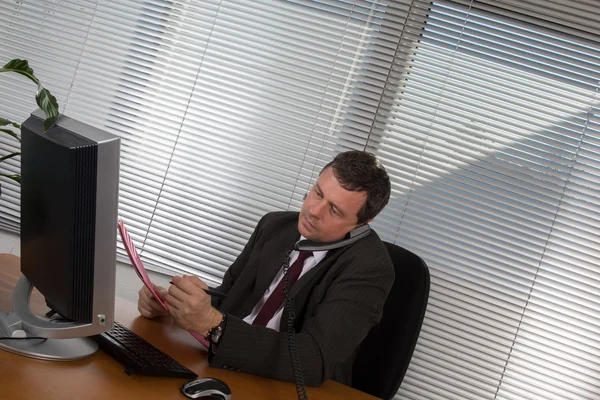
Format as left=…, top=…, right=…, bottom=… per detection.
left=205, top=312, right=227, bottom=344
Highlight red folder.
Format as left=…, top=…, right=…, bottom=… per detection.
left=117, top=219, right=209, bottom=348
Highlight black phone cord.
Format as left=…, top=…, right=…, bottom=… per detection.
left=282, top=251, right=309, bottom=400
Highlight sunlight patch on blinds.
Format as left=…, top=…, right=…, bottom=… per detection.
left=372, top=1, right=600, bottom=399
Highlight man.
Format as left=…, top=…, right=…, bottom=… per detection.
left=138, top=150, right=394, bottom=386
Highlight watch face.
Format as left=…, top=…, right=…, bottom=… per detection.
left=211, top=326, right=223, bottom=343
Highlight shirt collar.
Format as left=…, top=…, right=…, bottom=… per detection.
left=296, top=236, right=328, bottom=263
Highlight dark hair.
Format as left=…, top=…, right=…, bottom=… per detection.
left=322, top=151, right=391, bottom=224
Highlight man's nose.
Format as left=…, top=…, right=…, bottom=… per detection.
left=309, top=200, right=327, bottom=218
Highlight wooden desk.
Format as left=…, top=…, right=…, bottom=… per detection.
left=0, top=254, right=378, bottom=400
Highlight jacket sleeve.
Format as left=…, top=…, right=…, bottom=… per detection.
left=208, top=252, right=394, bottom=386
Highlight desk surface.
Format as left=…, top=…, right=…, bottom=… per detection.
left=0, top=254, right=378, bottom=400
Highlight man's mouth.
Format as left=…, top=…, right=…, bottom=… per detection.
left=303, top=215, right=315, bottom=231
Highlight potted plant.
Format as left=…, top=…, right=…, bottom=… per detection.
left=0, top=59, right=60, bottom=194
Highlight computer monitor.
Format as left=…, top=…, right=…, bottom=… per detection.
left=0, top=109, right=120, bottom=361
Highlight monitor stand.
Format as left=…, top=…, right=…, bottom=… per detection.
left=0, top=275, right=99, bottom=361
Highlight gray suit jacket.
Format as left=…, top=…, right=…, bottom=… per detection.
left=208, top=211, right=394, bottom=387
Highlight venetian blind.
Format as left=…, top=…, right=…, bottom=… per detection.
left=3, top=1, right=600, bottom=399
left=370, top=1, right=600, bottom=399
left=0, top=0, right=413, bottom=284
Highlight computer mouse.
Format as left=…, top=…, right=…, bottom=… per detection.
left=180, top=377, right=232, bottom=400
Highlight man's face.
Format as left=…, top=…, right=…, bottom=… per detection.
left=298, top=166, right=368, bottom=242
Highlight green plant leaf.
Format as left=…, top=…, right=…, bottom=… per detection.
left=0, top=59, right=60, bottom=132
left=0, top=128, right=20, bottom=142
left=1, top=117, right=21, bottom=142
left=0, top=118, right=20, bottom=130
left=0, top=152, right=20, bottom=162
left=0, top=173, right=21, bottom=184
left=0, top=59, right=39, bottom=85
left=36, top=86, right=59, bottom=131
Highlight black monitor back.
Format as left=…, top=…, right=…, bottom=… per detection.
left=20, top=110, right=119, bottom=325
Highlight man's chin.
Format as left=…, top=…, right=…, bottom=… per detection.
left=298, top=217, right=318, bottom=241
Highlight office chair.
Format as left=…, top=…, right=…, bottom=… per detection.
left=351, top=241, right=430, bottom=400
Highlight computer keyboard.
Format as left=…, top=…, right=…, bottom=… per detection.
left=94, top=321, right=197, bottom=379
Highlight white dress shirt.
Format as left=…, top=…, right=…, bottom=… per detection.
left=243, top=237, right=328, bottom=330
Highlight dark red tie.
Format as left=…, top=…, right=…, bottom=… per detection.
left=252, top=250, right=313, bottom=327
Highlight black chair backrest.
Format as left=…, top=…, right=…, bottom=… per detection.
left=352, top=241, right=430, bottom=400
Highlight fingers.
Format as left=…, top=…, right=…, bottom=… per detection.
left=164, top=278, right=217, bottom=335
left=167, top=282, right=208, bottom=306
left=137, top=285, right=168, bottom=319
left=170, top=275, right=208, bottom=297
left=138, top=303, right=158, bottom=319
left=139, top=285, right=160, bottom=304
left=166, top=275, right=211, bottom=316
left=153, top=284, right=168, bottom=301
left=186, top=275, right=209, bottom=290
left=165, top=292, right=184, bottom=311
left=167, top=284, right=187, bottom=304
left=137, top=275, right=208, bottom=321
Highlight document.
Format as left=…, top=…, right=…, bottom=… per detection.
left=117, top=219, right=209, bottom=348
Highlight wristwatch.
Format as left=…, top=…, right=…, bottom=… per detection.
left=206, top=312, right=227, bottom=344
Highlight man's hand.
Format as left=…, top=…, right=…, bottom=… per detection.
left=167, top=275, right=223, bottom=337
left=137, top=284, right=169, bottom=319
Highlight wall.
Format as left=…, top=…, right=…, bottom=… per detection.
left=0, top=229, right=19, bottom=256
left=0, top=229, right=171, bottom=304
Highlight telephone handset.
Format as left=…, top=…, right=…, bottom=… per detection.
left=294, top=224, right=371, bottom=252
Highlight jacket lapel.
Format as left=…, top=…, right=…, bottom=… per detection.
left=277, top=248, right=345, bottom=331
left=251, top=219, right=300, bottom=301
left=289, top=248, right=340, bottom=298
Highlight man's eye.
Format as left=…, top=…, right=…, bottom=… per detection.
left=330, top=207, right=339, bottom=216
